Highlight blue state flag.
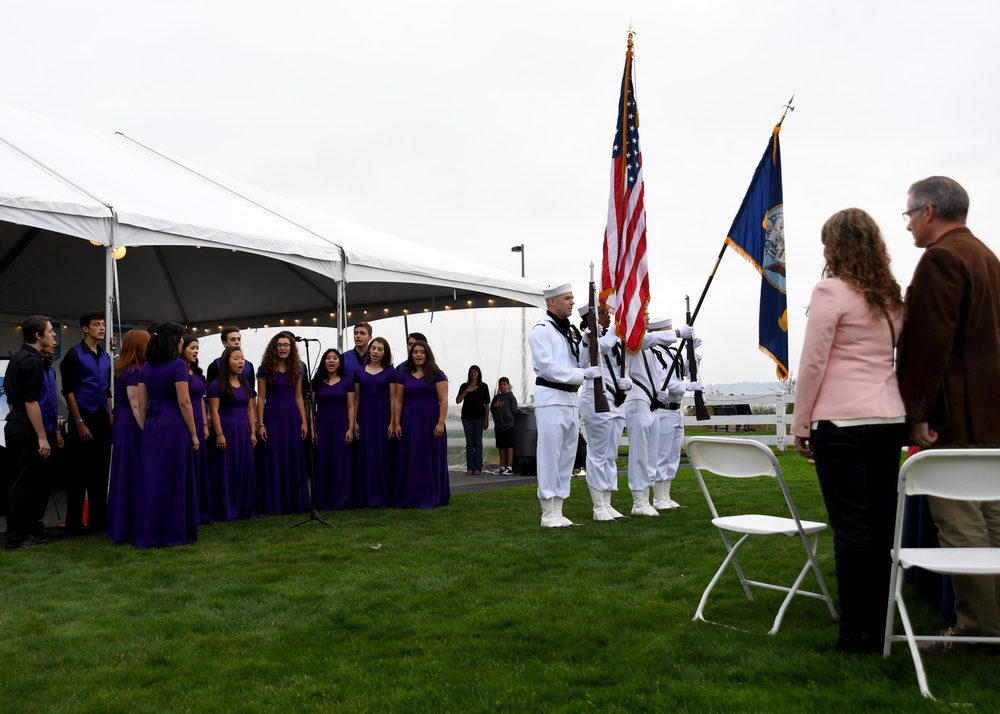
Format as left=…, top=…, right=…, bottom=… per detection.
left=724, top=126, right=788, bottom=380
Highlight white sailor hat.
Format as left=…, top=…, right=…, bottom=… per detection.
left=647, top=316, right=673, bottom=331
left=542, top=283, right=573, bottom=299
left=577, top=304, right=591, bottom=318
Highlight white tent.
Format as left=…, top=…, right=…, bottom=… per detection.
left=0, top=104, right=544, bottom=346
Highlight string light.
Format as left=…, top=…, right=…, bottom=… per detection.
left=113, top=246, right=126, bottom=260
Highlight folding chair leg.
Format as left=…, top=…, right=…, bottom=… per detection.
left=768, top=556, right=815, bottom=635
left=694, top=533, right=752, bottom=623
left=883, top=563, right=901, bottom=658
left=769, top=534, right=837, bottom=635
left=718, top=530, right=755, bottom=601
left=893, top=574, right=934, bottom=698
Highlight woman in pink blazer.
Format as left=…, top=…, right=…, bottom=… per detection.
left=792, top=208, right=906, bottom=654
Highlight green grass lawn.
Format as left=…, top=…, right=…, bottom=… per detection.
left=1, top=452, right=993, bottom=712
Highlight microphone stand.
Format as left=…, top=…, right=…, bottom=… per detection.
left=292, top=338, right=333, bottom=529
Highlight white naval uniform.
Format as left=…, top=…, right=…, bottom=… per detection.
left=623, top=333, right=674, bottom=491
left=578, top=329, right=627, bottom=492
left=528, top=313, right=585, bottom=500
left=653, top=345, right=687, bottom=485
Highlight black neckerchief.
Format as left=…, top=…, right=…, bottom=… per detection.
left=547, top=311, right=581, bottom=359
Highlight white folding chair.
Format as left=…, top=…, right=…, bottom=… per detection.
left=686, top=436, right=837, bottom=634
left=883, top=448, right=1000, bottom=699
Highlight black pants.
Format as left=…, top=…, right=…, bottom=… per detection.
left=65, top=408, right=112, bottom=532
left=811, top=420, right=906, bottom=637
left=4, top=421, right=52, bottom=544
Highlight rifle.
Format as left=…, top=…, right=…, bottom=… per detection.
left=685, top=295, right=711, bottom=421
left=587, top=265, right=610, bottom=414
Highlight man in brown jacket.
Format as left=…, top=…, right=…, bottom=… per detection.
left=898, top=175, right=1000, bottom=648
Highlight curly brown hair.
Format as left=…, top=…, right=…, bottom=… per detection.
left=259, top=330, right=302, bottom=387
left=820, top=208, right=902, bottom=322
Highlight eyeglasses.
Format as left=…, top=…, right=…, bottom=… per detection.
left=902, top=204, right=930, bottom=222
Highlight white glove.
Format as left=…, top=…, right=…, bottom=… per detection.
left=656, top=390, right=670, bottom=403
left=693, top=337, right=703, bottom=349
left=583, top=366, right=602, bottom=380
left=647, top=331, right=676, bottom=346
left=686, top=381, right=702, bottom=392
left=618, top=376, right=633, bottom=392
left=678, top=325, right=695, bottom=339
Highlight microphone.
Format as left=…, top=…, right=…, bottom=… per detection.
left=293, top=336, right=320, bottom=343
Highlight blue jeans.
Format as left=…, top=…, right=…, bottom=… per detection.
left=462, top=418, right=484, bottom=472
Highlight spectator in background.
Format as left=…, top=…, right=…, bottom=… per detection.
left=456, top=365, right=490, bottom=475
left=490, top=377, right=518, bottom=475
left=792, top=207, right=906, bottom=653
left=897, top=176, right=1000, bottom=652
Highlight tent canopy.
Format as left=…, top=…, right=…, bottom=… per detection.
left=0, top=104, right=544, bottom=331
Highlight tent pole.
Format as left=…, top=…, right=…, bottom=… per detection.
left=105, top=241, right=115, bottom=407
left=336, top=278, right=346, bottom=353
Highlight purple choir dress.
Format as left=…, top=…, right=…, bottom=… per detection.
left=207, top=380, right=256, bottom=520
left=394, top=371, right=450, bottom=508
left=313, top=378, right=356, bottom=510
left=189, top=370, right=213, bottom=525
left=107, top=365, right=142, bottom=543
left=256, top=363, right=311, bottom=515
left=354, top=366, right=398, bottom=507
left=135, top=358, right=199, bottom=549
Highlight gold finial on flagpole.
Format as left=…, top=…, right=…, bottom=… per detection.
left=627, top=20, right=636, bottom=48
left=777, top=94, right=795, bottom=127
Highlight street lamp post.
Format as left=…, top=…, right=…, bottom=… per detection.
left=511, top=244, right=527, bottom=402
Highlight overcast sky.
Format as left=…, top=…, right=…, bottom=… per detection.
left=3, top=0, right=998, bottom=392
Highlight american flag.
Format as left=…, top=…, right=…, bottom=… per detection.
left=601, top=36, right=650, bottom=354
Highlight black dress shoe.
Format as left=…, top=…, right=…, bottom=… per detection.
left=4, top=534, right=51, bottom=550
left=835, top=629, right=883, bottom=654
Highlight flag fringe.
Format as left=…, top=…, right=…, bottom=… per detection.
left=759, top=344, right=790, bottom=382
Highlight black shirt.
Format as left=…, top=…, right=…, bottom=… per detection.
left=459, top=382, right=491, bottom=420
left=4, top=344, right=43, bottom=419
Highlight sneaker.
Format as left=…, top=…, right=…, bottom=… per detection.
left=917, top=627, right=1000, bottom=655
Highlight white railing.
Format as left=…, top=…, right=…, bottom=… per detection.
left=682, top=392, right=795, bottom=452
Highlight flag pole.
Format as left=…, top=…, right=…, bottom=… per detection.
left=663, top=95, right=795, bottom=384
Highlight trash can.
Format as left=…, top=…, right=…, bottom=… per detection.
left=513, top=406, right=537, bottom=476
